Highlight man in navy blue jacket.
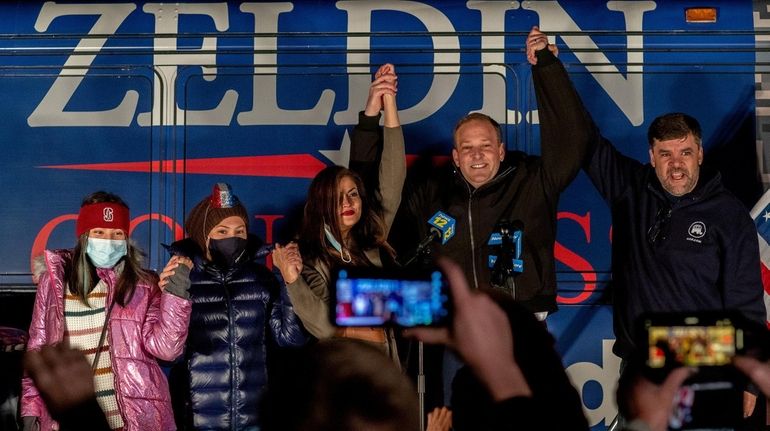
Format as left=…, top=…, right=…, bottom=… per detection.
left=528, top=27, right=767, bottom=416
left=583, top=109, right=767, bottom=361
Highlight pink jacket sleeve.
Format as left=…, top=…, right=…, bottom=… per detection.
left=20, top=270, right=55, bottom=419
left=141, top=284, right=191, bottom=362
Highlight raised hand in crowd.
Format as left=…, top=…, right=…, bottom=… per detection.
left=23, top=344, right=110, bottom=431
left=425, top=406, right=452, bottom=431
left=407, top=257, right=589, bottom=431
left=407, top=257, right=532, bottom=401
left=621, top=354, right=770, bottom=431
left=618, top=365, right=692, bottom=431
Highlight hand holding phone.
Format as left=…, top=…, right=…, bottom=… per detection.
left=646, top=319, right=739, bottom=369
left=406, top=257, right=530, bottom=402
left=638, top=312, right=746, bottom=430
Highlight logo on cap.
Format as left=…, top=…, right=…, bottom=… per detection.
left=103, top=207, right=114, bottom=222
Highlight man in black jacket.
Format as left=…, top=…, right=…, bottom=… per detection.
left=353, top=33, right=592, bottom=318
left=528, top=27, right=767, bottom=418
left=350, top=28, right=594, bottom=409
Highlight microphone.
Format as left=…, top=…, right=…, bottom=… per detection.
left=426, top=210, right=457, bottom=245
left=400, top=211, right=456, bottom=266
left=487, top=220, right=523, bottom=271
left=488, top=220, right=524, bottom=295
left=255, top=243, right=276, bottom=258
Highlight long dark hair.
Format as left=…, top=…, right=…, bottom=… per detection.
left=298, top=166, right=394, bottom=268
left=68, top=191, right=156, bottom=307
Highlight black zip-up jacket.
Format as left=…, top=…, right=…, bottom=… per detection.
left=167, top=236, right=307, bottom=430
left=355, top=49, right=593, bottom=312
left=533, top=50, right=767, bottom=358
left=585, top=138, right=766, bottom=359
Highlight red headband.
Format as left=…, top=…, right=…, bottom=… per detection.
left=76, top=202, right=130, bottom=238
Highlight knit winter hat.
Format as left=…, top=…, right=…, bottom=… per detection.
left=184, top=183, right=249, bottom=253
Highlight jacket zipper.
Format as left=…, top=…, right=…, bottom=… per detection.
left=108, top=320, right=126, bottom=429
left=467, top=187, right=479, bottom=290
left=457, top=165, right=515, bottom=290
left=223, top=277, right=237, bottom=430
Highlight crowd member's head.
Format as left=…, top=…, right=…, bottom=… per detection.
left=450, top=289, right=588, bottom=430
left=184, top=183, right=249, bottom=267
left=260, top=339, right=419, bottom=431
left=298, top=165, right=393, bottom=266
left=70, top=191, right=153, bottom=306
left=647, top=113, right=703, bottom=196
left=452, top=113, right=505, bottom=189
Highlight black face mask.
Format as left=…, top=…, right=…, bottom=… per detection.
left=208, top=237, right=248, bottom=268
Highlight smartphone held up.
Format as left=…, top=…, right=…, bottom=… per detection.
left=331, top=267, right=451, bottom=328
left=638, top=311, right=767, bottom=431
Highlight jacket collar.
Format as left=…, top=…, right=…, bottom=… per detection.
left=452, top=154, right=518, bottom=195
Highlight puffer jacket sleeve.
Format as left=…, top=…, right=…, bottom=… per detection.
left=21, top=270, right=55, bottom=419
left=267, top=268, right=309, bottom=347
left=141, top=284, right=192, bottom=362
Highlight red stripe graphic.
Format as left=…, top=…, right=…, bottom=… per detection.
left=39, top=155, right=328, bottom=179
left=763, top=263, right=770, bottom=296
left=39, top=154, right=450, bottom=179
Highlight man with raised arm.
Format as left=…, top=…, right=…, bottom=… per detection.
left=527, top=26, right=767, bottom=418
left=351, top=32, right=594, bottom=407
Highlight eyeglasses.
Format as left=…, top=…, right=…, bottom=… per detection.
left=647, top=207, right=672, bottom=244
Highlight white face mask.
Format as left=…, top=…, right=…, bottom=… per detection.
left=86, top=237, right=128, bottom=268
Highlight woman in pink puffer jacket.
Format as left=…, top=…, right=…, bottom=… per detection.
left=20, top=191, right=191, bottom=431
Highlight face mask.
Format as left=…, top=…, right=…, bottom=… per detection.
left=208, top=237, right=247, bottom=268
left=86, top=237, right=128, bottom=268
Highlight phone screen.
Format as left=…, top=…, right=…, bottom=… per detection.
left=332, top=268, right=450, bottom=327
left=647, top=322, right=738, bottom=368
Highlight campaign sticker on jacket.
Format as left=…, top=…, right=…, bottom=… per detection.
left=686, top=221, right=707, bottom=244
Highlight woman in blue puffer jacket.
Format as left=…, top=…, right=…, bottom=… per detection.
left=161, top=183, right=307, bottom=431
